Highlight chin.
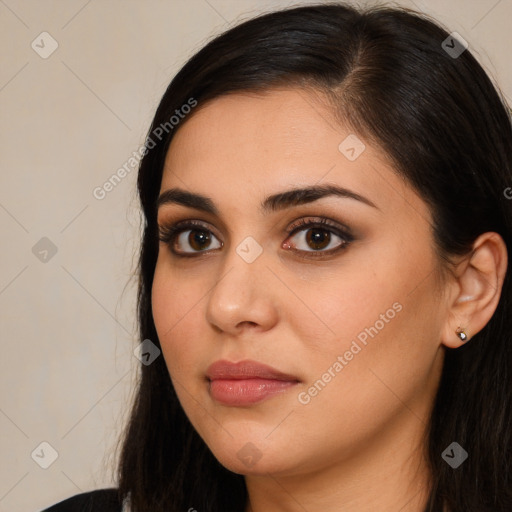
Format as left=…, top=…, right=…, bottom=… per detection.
left=204, top=435, right=298, bottom=477
left=217, top=452, right=290, bottom=476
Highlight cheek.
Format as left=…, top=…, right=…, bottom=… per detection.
left=311, top=292, right=441, bottom=420
left=294, top=242, right=442, bottom=401
left=286, top=289, right=441, bottom=469
left=286, top=259, right=402, bottom=355
left=151, top=264, right=206, bottom=377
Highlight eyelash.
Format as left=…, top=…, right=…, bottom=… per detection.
left=157, top=217, right=354, bottom=259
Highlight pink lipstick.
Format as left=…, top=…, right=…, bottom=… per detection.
left=206, top=359, right=300, bottom=406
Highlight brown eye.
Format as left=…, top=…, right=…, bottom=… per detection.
left=285, top=217, right=353, bottom=257
left=158, top=221, right=223, bottom=256
left=170, top=228, right=222, bottom=254
left=187, top=229, right=213, bottom=251
left=304, top=227, right=332, bottom=250
left=287, top=226, right=345, bottom=253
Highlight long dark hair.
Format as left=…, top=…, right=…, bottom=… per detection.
left=114, top=3, right=512, bottom=510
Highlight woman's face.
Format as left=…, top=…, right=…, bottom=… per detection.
left=152, top=87, right=448, bottom=477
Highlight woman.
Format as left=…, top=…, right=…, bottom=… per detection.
left=42, top=2, right=512, bottom=511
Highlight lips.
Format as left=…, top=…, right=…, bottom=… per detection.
left=205, top=360, right=300, bottom=406
left=206, top=359, right=300, bottom=382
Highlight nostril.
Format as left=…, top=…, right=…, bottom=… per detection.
left=239, top=321, right=257, bottom=328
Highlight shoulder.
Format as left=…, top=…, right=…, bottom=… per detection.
left=40, top=488, right=123, bottom=512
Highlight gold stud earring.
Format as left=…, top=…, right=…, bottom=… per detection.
left=456, top=327, right=468, bottom=342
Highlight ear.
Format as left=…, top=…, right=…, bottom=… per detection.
left=441, top=232, right=508, bottom=348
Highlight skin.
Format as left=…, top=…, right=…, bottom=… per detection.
left=151, top=87, right=507, bottom=512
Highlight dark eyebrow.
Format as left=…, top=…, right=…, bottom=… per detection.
left=260, top=184, right=378, bottom=213
left=156, top=184, right=378, bottom=215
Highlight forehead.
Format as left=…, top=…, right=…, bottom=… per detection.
left=160, top=87, right=427, bottom=222
left=164, top=88, right=343, bottom=173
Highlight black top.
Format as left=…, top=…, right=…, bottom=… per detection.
left=40, top=489, right=123, bottom=512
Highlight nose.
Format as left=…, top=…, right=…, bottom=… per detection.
left=205, top=239, right=279, bottom=336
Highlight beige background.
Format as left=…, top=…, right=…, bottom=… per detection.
left=0, top=1, right=510, bottom=511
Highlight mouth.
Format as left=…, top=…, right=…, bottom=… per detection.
left=206, top=359, right=300, bottom=406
